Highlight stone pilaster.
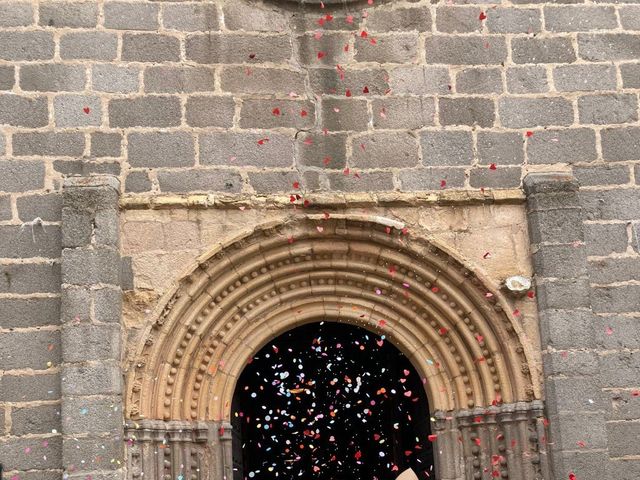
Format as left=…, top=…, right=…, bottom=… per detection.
left=524, top=173, right=608, bottom=480
left=60, top=176, right=124, bottom=480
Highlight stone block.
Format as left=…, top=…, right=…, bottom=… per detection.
left=62, top=436, right=123, bottom=472
left=62, top=247, right=120, bottom=286
left=486, top=8, right=541, bottom=33
left=63, top=324, right=120, bottom=362
left=527, top=128, right=597, bottom=164
left=578, top=33, right=640, bottom=61
left=310, top=67, right=391, bottom=96
left=144, top=66, right=215, bottom=93
left=54, top=94, right=102, bottom=128
left=589, top=257, right=640, bottom=284
left=163, top=3, right=218, bottom=31
left=554, top=451, right=607, bottom=480
left=354, top=33, right=418, bottom=63
left=620, top=6, right=640, bottom=29
left=539, top=309, right=595, bottom=349
left=580, top=189, right=640, bottom=220
left=425, top=36, right=507, bottom=65
left=621, top=63, right=640, bottom=88
left=220, top=66, right=306, bottom=95
left=186, top=33, right=291, bottom=64
left=13, top=132, right=85, bottom=157
left=511, top=37, right=576, bottom=64
left=439, top=97, right=495, bottom=127
left=327, top=171, right=394, bottom=192
left=62, top=362, right=122, bottom=396
left=240, top=99, right=315, bottom=130
left=321, top=97, right=368, bottom=132
left=295, top=132, right=347, bottom=169
left=596, top=316, right=640, bottom=351
left=542, top=350, right=606, bottom=376
left=584, top=223, right=628, bottom=256
left=0, top=195, right=9, bottom=221
left=528, top=208, right=583, bottom=244
left=365, top=7, right=431, bottom=32
left=398, top=167, right=466, bottom=191
left=607, top=459, right=640, bottom=479
left=435, top=7, right=482, bottom=33
left=185, top=95, right=235, bottom=128
left=0, top=65, right=15, bottom=90
left=91, top=132, right=122, bottom=158
left=554, top=412, right=607, bottom=450
left=157, top=169, right=242, bottom=193
left=39, top=1, right=96, bottom=27
left=578, top=94, right=638, bottom=125
left=122, top=33, right=180, bottom=62
left=62, top=396, right=123, bottom=435
left=544, top=6, right=617, bottom=31
left=0, top=2, right=33, bottom=27
left=469, top=166, right=522, bottom=189
left=109, top=96, right=181, bottom=128
left=60, top=31, right=118, bottom=61
left=455, top=68, right=503, bottom=94
left=124, top=172, right=152, bottom=194
left=601, top=127, right=640, bottom=161
left=0, top=161, right=45, bottom=192
left=0, top=436, right=62, bottom=471
left=545, top=376, right=604, bottom=415
left=371, top=96, right=435, bottom=129
left=128, top=132, right=195, bottom=168
left=536, top=277, right=591, bottom=310
left=0, top=32, right=54, bottom=60
left=296, top=32, right=352, bottom=66
left=61, top=286, right=90, bottom=323
left=0, top=225, right=61, bottom=259
left=0, top=329, right=60, bottom=370
left=17, top=193, right=61, bottom=223
left=0, top=372, right=60, bottom=402
left=11, top=404, right=61, bottom=436
left=533, top=243, right=587, bottom=278
left=606, top=388, right=640, bottom=421
left=20, top=64, right=85, bottom=92
left=94, top=287, right=122, bottom=324
left=599, top=352, right=640, bottom=389
left=0, top=94, right=48, bottom=128
left=499, top=97, right=574, bottom=128
left=248, top=171, right=302, bottom=194
left=506, top=66, right=549, bottom=93
left=554, top=64, right=618, bottom=92
left=92, top=64, right=139, bottom=93
left=573, top=164, right=630, bottom=186
left=0, top=297, right=61, bottom=328
left=421, top=131, right=474, bottom=166
left=200, top=132, right=294, bottom=168
left=351, top=132, right=419, bottom=168
left=223, top=1, right=288, bottom=32
left=477, top=132, right=524, bottom=165
left=103, top=2, right=158, bottom=30
left=591, top=284, right=640, bottom=313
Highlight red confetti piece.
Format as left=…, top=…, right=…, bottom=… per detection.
left=513, top=309, right=521, bottom=317
left=474, top=438, right=481, bottom=446
left=303, top=199, right=310, bottom=207
left=526, top=131, right=534, bottom=137
left=293, top=181, right=300, bottom=189
left=606, top=326, right=614, bottom=335
left=631, top=390, right=640, bottom=397
left=344, top=43, right=349, bottom=52
left=272, top=107, right=281, bottom=116
left=300, top=110, right=308, bottom=117
left=360, top=30, right=368, bottom=38
left=257, top=138, right=269, bottom=145
left=83, top=106, right=90, bottom=114
left=343, top=168, right=350, bottom=175
left=438, top=327, right=448, bottom=336
left=322, top=156, right=331, bottom=166
left=325, top=14, right=333, bottom=21
left=354, top=450, right=362, bottom=460
left=569, top=473, right=577, bottom=480
left=479, top=11, right=487, bottom=20
left=346, top=15, right=354, bottom=24
left=527, top=290, right=535, bottom=299
left=431, top=286, right=439, bottom=293
left=440, top=179, right=447, bottom=188
left=428, top=434, right=437, bottom=442
left=345, top=89, right=352, bottom=97
left=489, top=163, right=497, bottom=170
left=362, top=86, right=369, bottom=94
left=378, top=319, right=386, bottom=327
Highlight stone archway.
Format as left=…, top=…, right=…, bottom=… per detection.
left=124, top=215, right=549, bottom=480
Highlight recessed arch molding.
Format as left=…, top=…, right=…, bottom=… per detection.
left=124, top=215, right=549, bottom=480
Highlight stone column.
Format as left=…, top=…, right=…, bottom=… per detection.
left=524, top=173, right=608, bottom=480
left=60, top=176, right=124, bottom=480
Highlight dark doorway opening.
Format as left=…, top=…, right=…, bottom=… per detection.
left=232, top=321, right=435, bottom=480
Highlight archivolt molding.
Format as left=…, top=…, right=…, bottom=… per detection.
left=126, top=215, right=539, bottom=422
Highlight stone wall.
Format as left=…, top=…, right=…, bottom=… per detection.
left=0, top=0, right=638, bottom=479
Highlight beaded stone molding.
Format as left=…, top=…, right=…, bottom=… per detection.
left=125, top=215, right=540, bottom=422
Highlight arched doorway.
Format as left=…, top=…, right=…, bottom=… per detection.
left=232, top=321, right=434, bottom=480
left=124, top=216, right=549, bottom=480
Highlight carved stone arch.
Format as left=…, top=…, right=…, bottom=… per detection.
left=125, top=215, right=549, bottom=480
